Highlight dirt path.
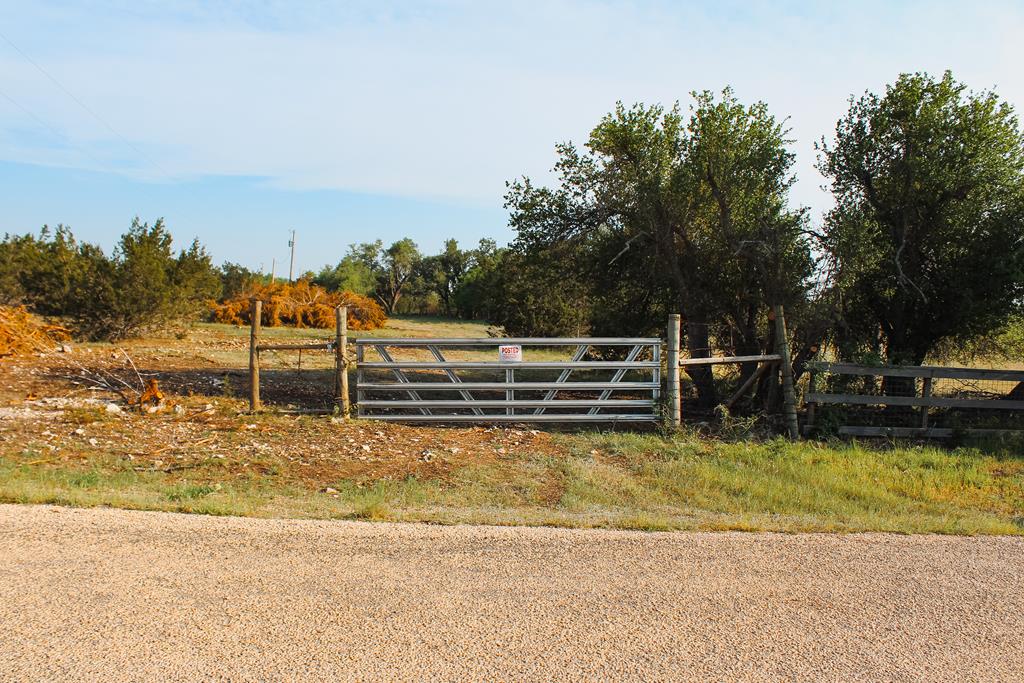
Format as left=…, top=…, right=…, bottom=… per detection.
left=1, top=505, right=1021, bottom=682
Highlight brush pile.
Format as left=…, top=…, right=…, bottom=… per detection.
left=209, top=280, right=387, bottom=330
left=0, top=306, right=71, bottom=359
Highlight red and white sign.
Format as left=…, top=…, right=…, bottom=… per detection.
left=498, top=345, right=523, bottom=362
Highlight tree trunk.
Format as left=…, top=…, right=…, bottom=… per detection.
left=684, top=321, right=719, bottom=410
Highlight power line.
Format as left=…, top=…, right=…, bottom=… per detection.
left=0, top=29, right=171, bottom=178
left=0, top=85, right=112, bottom=170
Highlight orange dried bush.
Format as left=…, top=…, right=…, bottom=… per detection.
left=0, top=305, right=71, bottom=359
left=209, top=279, right=386, bottom=331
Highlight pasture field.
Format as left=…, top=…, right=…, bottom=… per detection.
left=1, top=317, right=1022, bottom=534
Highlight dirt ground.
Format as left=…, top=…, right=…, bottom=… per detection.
left=0, top=323, right=569, bottom=488
left=2, top=504, right=1022, bottom=682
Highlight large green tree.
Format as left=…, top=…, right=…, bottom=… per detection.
left=375, top=238, right=422, bottom=314
left=506, top=89, right=812, bottom=407
left=818, top=72, right=1024, bottom=365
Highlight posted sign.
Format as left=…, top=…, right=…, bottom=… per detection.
left=499, top=344, right=523, bottom=362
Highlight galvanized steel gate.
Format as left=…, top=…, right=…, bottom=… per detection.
left=355, top=337, right=660, bottom=422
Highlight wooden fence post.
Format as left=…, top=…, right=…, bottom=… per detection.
left=249, top=298, right=262, bottom=412
left=773, top=304, right=799, bottom=439
left=805, top=367, right=818, bottom=436
left=667, top=314, right=681, bottom=429
left=335, top=305, right=350, bottom=418
left=920, top=375, right=933, bottom=430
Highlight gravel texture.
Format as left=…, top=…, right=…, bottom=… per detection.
left=1, top=504, right=1022, bottom=682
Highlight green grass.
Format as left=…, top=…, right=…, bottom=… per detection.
left=2, top=433, right=1021, bottom=534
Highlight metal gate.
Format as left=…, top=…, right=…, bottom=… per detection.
left=355, top=337, right=660, bottom=422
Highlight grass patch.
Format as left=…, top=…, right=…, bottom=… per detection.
left=1, top=431, right=1022, bottom=534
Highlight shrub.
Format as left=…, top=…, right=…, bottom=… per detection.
left=209, top=279, right=386, bottom=331
left=71, top=219, right=220, bottom=340
left=1, top=220, right=220, bottom=341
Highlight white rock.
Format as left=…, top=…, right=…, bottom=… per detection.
left=105, top=403, right=122, bottom=414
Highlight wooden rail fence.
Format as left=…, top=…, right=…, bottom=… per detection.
left=804, top=361, right=1024, bottom=438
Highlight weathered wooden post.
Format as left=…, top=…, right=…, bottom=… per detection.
left=805, top=366, right=818, bottom=435
left=667, top=314, right=681, bottom=429
left=335, top=305, right=350, bottom=418
left=920, top=375, right=933, bottom=430
left=773, top=304, right=799, bottom=439
left=249, top=298, right=262, bottom=412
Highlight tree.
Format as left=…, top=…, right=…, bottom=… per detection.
left=375, top=238, right=422, bottom=314
left=314, top=241, right=382, bottom=295
left=818, top=71, right=1024, bottom=366
left=486, top=243, right=591, bottom=336
left=506, top=90, right=812, bottom=407
left=0, top=225, right=94, bottom=315
left=453, top=239, right=506, bottom=320
left=420, top=239, right=473, bottom=316
left=72, top=218, right=220, bottom=340
left=219, top=262, right=260, bottom=300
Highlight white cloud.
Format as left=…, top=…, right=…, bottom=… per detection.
left=1, top=0, right=1022, bottom=221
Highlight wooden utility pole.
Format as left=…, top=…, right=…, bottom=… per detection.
left=335, top=305, right=350, bottom=418
left=288, top=229, right=296, bottom=282
left=667, top=314, right=681, bottom=429
left=249, top=298, right=262, bottom=412
left=773, top=304, right=799, bottom=439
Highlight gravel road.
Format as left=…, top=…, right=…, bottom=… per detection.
left=1, top=504, right=1022, bottom=682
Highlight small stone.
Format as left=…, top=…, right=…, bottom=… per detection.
left=324, top=487, right=338, bottom=494
left=361, top=444, right=371, bottom=452
left=59, top=344, right=73, bottom=353
left=88, top=438, right=99, bottom=447
left=73, top=428, right=86, bottom=436
left=173, top=404, right=185, bottom=415
left=105, top=403, right=122, bottom=414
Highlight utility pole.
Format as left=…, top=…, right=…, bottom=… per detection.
left=288, top=229, right=296, bottom=282
left=270, top=258, right=276, bottom=283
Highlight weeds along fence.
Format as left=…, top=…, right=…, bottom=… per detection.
left=804, top=362, right=1024, bottom=438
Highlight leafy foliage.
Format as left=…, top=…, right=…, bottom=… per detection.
left=313, top=241, right=382, bottom=296
left=1, top=219, right=220, bottom=341
left=817, top=71, right=1024, bottom=364
left=504, top=89, right=813, bottom=405
left=71, top=219, right=221, bottom=340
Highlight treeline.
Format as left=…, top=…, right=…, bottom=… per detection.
left=0, top=219, right=220, bottom=340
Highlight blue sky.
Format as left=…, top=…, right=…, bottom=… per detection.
left=1, top=1, right=1022, bottom=274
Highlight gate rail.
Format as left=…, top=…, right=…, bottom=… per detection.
left=356, top=337, right=660, bottom=422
